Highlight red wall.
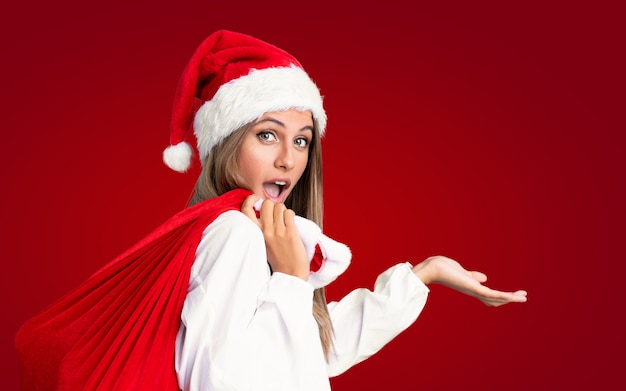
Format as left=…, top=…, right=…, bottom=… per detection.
left=2, top=1, right=624, bottom=389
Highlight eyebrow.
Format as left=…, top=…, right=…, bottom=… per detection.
left=256, top=117, right=314, bottom=132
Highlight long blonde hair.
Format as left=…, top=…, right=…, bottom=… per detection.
left=189, top=117, right=334, bottom=359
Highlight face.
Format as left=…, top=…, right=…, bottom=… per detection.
left=237, top=109, right=314, bottom=203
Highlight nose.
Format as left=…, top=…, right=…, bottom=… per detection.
left=275, top=143, right=294, bottom=171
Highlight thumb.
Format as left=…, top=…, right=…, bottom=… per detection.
left=241, top=195, right=262, bottom=224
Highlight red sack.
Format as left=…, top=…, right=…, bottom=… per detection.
left=15, top=188, right=251, bottom=390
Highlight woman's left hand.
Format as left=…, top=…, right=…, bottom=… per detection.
left=412, top=256, right=528, bottom=307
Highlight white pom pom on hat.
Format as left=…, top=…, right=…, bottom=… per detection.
left=162, top=142, right=193, bottom=173
left=163, top=30, right=327, bottom=172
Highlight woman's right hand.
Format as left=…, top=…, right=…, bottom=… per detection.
left=241, top=195, right=310, bottom=280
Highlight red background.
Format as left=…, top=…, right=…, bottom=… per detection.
left=2, top=1, right=624, bottom=390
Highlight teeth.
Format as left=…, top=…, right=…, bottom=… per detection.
left=275, top=181, right=287, bottom=185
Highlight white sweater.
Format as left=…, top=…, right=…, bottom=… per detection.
left=175, top=210, right=429, bottom=390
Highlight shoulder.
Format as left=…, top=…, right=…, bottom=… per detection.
left=190, top=210, right=267, bottom=288
left=203, top=209, right=262, bottom=238
left=198, top=209, right=265, bottom=255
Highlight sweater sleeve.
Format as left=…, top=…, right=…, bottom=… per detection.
left=175, top=210, right=330, bottom=391
left=326, top=262, right=430, bottom=377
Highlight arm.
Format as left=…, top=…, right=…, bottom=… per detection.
left=175, top=211, right=331, bottom=391
left=326, top=263, right=429, bottom=376
left=326, top=257, right=527, bottom=375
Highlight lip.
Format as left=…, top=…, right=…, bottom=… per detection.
left=262, top=178, right=292, bottom=203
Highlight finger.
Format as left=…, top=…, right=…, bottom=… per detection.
left=283, top=208, right=296, bottom=228
left=491, top=289, right=527, bottom=300
left=241, top=195, right=261, bottom=224
left=260, top=199, right=276, bottom=224
left=469, top=271, right=488, bottom=283
left=273, top=203, right=287, bottom=229
left=484, top=289, right=528, bottom=306
left=512, top=290, right=528, bottom=299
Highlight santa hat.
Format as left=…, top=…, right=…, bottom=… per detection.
left=163, top=30, right=327, bottom=172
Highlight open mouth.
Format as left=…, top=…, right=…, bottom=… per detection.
left=263, top=180, right=288, bottom=199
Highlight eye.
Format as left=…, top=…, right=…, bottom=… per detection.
left=257, top=131, right=276, bottom=142
left=294, top=137, right=310, bottom=148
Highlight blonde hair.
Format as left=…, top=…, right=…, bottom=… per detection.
left=189, top=118, right=334, bottom=359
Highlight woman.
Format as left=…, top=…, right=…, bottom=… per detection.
left=167, top=30, right=526, bottom=390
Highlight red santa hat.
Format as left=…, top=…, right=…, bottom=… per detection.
left=163, top=30, right=327, bottom=172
